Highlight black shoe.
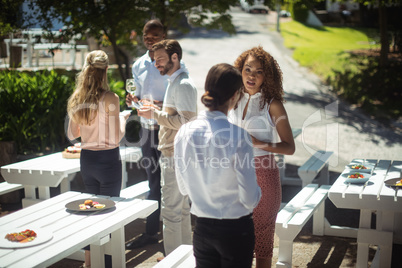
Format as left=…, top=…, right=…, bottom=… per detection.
left=126, top=233, right=158, bottom=249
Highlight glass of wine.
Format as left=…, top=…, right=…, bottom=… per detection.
left=141, top=94, right=154, bottom=124
left=126, top=79, right=137, bottom=107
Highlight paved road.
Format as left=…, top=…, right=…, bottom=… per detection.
left=176, top=6, right=402, bottom=173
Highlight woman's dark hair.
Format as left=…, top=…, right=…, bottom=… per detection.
left=201, top=63, right=242, bottom=109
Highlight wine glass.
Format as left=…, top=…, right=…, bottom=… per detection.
left=126, top=79, right=136, bottom=107
left=141, top=94, right=154, bottom=124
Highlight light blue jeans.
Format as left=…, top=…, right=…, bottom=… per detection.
left=160, top=155, right=192, bottom=255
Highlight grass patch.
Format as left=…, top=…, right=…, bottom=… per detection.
left=280, top=20, right=380, bottom=80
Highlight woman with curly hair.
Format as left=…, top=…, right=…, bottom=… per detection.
left=229, top=46, right=295, bottom=268
left=67, top=50, right=129, bottom=267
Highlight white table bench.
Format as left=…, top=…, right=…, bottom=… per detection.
left=275, top=184, right=330, bottom=268
left=297, top=150, right=333, bottom=187
left=329, top=159, right=402, bottom=268
left=0, top=191, right=158, bottom=268
left=154, top=244, right=195, bottom=268
left=0, top=146, right=142, bottom=207
left=120, top=180, right=150, bottom=200
left=0, top=182, right=23, bottom=196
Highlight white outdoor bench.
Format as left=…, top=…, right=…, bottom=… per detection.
left=275, top=184, right=331, bottom=268
left=298, top=151, right=333, bottom=187
left=0, top=181, right=24, bottom=196
left=120, top=180, right=150, bottom=200
left=154, top=244, right=195, bottom=268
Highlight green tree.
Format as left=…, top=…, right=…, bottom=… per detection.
left=0, top=0, right=26, bottom=36
left=30, top=0, right=243, bottom=81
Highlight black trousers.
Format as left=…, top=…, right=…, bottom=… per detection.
left=80, top=147, right=121, bottom=267
left=139, top=127, right=162, bottom=235
left=193, top=214, right=255, bottom=268
left=80, top=147, right=122, bottom=197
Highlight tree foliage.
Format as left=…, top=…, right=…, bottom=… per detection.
left=0, top=0, right=27, bottom=36
left=27, top=0, right=242, bottom=81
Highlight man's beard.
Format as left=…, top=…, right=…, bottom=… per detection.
left=159, top=59, right=174, bottom=75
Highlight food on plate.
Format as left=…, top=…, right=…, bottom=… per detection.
left=396, top=179, right=402, bottom=186
left=79, top=199, right=105, bottom=210
left=5, top=229, right=37, bottom=243
left=62, top=143, right=81, bottom=159
left=350, top=164, right=368, bottom=170
left=84, top=199, right=93, bottom=206
left=347, top=173, right=364, bottom=179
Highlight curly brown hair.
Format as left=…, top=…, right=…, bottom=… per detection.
left=234, top=46, right=284, bottom=110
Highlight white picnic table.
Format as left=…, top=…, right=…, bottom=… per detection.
left=0, top=146, right=142, bottom=207
left=328, top=159, right=402, bottom=268
left=0, top=191, right=157, bottom=268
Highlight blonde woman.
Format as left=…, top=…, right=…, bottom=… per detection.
left=67, top=50, right=129, bottom=267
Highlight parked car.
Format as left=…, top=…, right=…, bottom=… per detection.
left=279, top=10, right=291, bottom=17
left=240, top=0, right=269, bottom=14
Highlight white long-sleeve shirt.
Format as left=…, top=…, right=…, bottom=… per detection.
left=174, top=110, right=261, bottom=219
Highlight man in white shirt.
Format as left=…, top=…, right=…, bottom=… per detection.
left=125, top=19, right=166, bottom=250
left=138, top=39, right=197, bottom=256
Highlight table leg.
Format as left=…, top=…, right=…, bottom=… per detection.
left=38, top=186, right=50, bottom=200
left=60, top=173, right=75, bottom=193
left=357, top=210, right=394, bottom=268
left=111, top=228, right=125, bottom=268
left=91, top=244, right=106, bottom=268
left=22, top=186, right=38, bottom=208
left=277, top=154, right=285, bottom=180
left=356, top=209, right=372, bottom=268
left=24, top=186, right=36, bottom=200
left=376, top=211, right=394, bottom=268
left=121, top=159, right=127, bottom=189
left=91, top=235, right=110, bottom=268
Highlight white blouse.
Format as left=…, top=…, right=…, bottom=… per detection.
left=229, top=92, right=279, bottom=157
left=174, top=111, right=261, bottom=219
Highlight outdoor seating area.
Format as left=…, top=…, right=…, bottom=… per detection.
left=1, top=148, right=402, bottom=267
left=1, top=29, right=89, bottom=69
left=0, top=6, right=400, bottom=267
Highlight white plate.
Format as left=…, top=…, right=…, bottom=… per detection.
left=342, top=172, right=371, bottom=184
left=345, top=164, right=373, bottom=173
left=0, top=227, right=53, bottom=248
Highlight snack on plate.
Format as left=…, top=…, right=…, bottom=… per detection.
left=84, top=199, right=93, bottom=206
left=62, top=143, right=81, bottom=159
left=5, top=229, right=37, bottom=243
left=79, top=199, right=105, bottom=210
left=348, top=173, right=364, bottom=179
left=350, top=164, right=368, bottom=170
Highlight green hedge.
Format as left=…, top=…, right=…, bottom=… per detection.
left=0, top=70, right=74, bottom=154
left=0, top=69, right=136, bottom=155
left=330, top=56, right=402, bottom=120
